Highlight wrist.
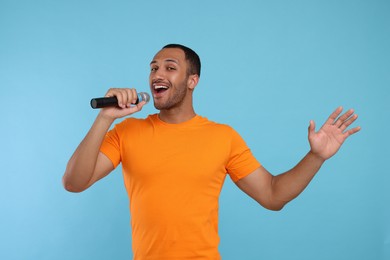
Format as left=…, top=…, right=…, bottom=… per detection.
left=307, top=150, right=326, bottom=164
left=97, top=111, right=116, bottom=126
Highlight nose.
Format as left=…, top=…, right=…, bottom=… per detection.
left=154, top=68, right=165, bottom=79
left=150, top=70, right=166, bottom=86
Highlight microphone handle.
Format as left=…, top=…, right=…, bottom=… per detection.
left=90, top=96, right=140, bottom=109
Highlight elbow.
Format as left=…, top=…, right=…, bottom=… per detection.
left=258, top=198, right=288, bottom=211
left=260, top=202, right=285, bottom=211
left=266, top=203, right=285, bottom=211
left=62, top=175, right=85, bottom=193
left=63, top=183, right=81, bottom=193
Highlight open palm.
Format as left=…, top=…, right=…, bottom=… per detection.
left=308, top=107, right=361, bottom=160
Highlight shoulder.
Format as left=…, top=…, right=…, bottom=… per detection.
left=113, top=114, right=156, bottom=133
left=196, top=115, right=238, bottom=136
left=120, top=114, right=156, bottom=125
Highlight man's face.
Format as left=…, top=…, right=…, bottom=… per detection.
left=149, top=48, right=191, bottom=110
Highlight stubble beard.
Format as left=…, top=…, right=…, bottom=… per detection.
left=153, top=79, right=189, bottom=111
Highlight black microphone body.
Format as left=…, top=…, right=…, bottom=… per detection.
left=91, top=92, right=150, bottom=109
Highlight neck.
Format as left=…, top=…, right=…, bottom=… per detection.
left=156, top=89, right=197, bottom=124
left=158, top=107, right=196, bottom=124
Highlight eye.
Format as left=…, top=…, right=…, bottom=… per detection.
left=167, top=66, right=176, bottom=71
left=150, top=66, right=158, bottom=72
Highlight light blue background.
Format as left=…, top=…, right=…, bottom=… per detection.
left=1, top=0, right=389, bottom=259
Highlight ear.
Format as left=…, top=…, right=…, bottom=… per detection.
left=187, top=74, right=199, bottom=90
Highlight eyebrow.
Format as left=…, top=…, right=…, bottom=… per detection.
left=150, top=58, right=179, bottom=65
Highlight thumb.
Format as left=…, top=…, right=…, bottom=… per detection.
left=117, top=101, right=146, bottom=117
left=308, top=120, right=316, bottom=137
left=135, top=100, right=147, bottom=110
left=127, top=100, right=146, bottom=114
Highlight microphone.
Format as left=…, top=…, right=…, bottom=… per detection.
left=90, top=92, right=150, bottom=109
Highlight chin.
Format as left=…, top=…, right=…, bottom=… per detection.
left=153, top=102, right=166, bottom=110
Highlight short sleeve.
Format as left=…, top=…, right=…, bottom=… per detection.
left=226, top=128, right=261, bottom=182
left=100, top=125, right=122, bottom=168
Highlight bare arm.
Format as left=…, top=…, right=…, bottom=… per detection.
left=62, top=88, right=146, bottom=192
left=236, top=152, right=324, bottom=210
left=236, top=107, right=361, bottom=210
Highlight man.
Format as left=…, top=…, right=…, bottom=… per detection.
left=63, top=44, right=361, bottom=259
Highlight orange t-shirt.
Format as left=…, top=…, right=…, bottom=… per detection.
left=100, top=114, right=261, bottom=260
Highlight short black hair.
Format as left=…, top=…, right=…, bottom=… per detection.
left=163, top=44, right=201, bottom=77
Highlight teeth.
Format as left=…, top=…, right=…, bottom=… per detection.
left=154, top=85, right=168, bottom=90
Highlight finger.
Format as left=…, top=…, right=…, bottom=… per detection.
left=116, top=89, right=126, bottom=108
left=325, top=106, right=343, bottom=125
left=105, top=88, right=116, bottom=98
left=344, top=126, right=361, bottom=137
left=130, top=88, right=138, bottom=105
left=106, top=88, right=123, bottom=108
left=334, top=108, right=355, bottom=128
left=340, top=113, right=358, bottom=131
left=123, top=88, right=133, bottom=107
left=124, top=88, right=139, bottom=107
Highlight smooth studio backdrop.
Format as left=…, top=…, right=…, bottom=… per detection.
left=1, top=0, right=389, bottom=259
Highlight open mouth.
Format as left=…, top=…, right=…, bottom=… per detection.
left=153, top=85, right=169, bottom=95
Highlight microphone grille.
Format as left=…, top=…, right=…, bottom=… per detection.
left=139, top=92, right=150, bottom=103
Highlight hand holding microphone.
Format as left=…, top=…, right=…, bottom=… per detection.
left=90, top=88, right=150, bottom=109
left=91, top=92, right=150, bottom=109
left=90, top=88, right=150, bottom=120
